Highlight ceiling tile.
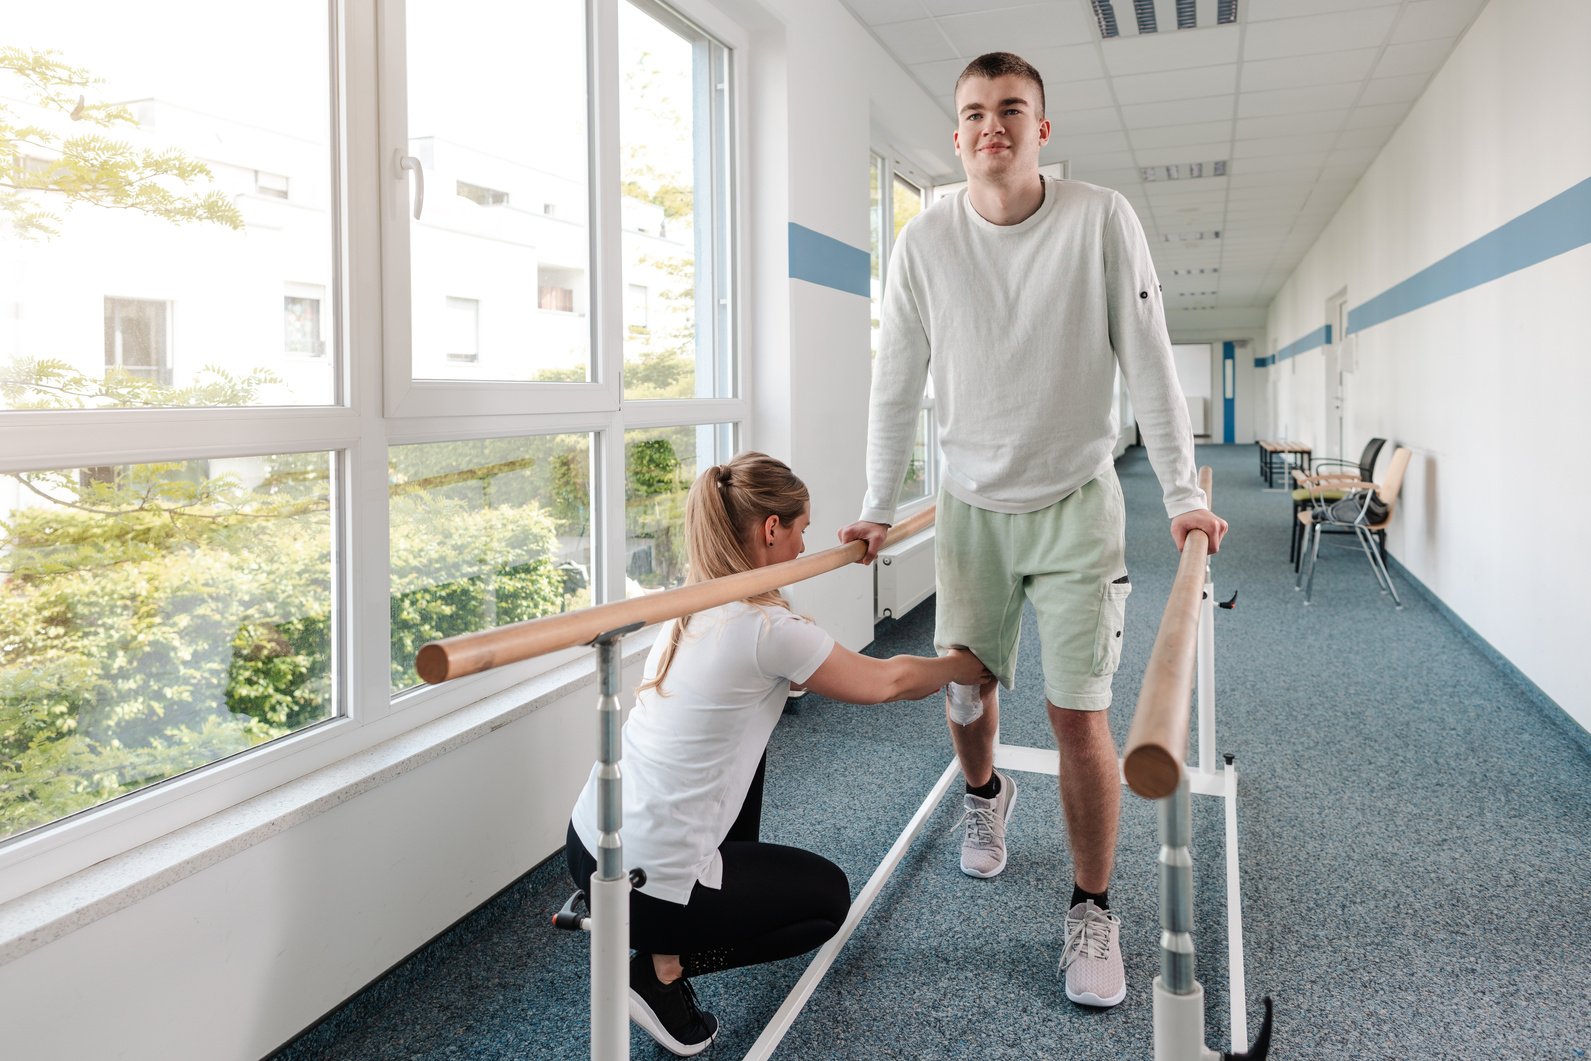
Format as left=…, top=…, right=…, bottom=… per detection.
left=1373, top=37, right=1454, bottom=79
left=1239, top=48, right=1380, bottom=92
left=1043, top=77, right=1117, bottom=112
left=1098, top=26, right=1242, bottom=76
left=1245, top=0, right=1400, bottom=23
left=1242, top=7, right=1399, bottom=61
left=1133, top=141, right=1232, bottom=166
left=1332, top=125, right=1395, bottom=152
left=1121, top=94, right=1235, bottom=129
left=1130, top=121, right=1235, bottom=149
left=937, top=5, right=1099, bottom=55
left=911, top=57, right=971, bottom=98
left=1047, top=130, right=1133, bottom=155
left=1235, top=109, right=1348, bottom=139
left=1391, top=0, right=1488, bottom=43
left=1232, top=132, right=1330, bottom=159
left=874, top=18, right=959, bottom=64
left=1357, top=73, right=1430, bottom=107
left=1017, top=43, right=1108, bottom=83
left=1238, top=82, right=1361, bottom=119
left=1111, top=64, right=1238, bottom=105
left=1343, top=101, right=1409, bottom=128
left=1047, top=106, right=1125, bottom=136
left=842, top=0, right=929, bottom=23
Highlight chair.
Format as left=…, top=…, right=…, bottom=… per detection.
left=1295, top=446, right=1412, bottom=608
left=1289, top=437, right=1387, bottom=569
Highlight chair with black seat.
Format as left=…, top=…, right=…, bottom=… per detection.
left=1289, top=437, right=1387, bottom=569
left=1295, top=445, right=1412, bottom=608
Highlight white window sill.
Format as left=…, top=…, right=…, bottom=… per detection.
left=0, top=635, right=654, bottom=964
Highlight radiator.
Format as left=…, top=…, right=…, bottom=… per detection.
left=874, top=523, right=935, bottom=622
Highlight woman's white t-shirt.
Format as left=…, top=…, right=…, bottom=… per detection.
left=570, top=600, right=834, bottom=904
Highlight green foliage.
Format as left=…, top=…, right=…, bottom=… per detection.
left=1, top=422, right=589, bottom=841
left=1, top=46, right=244, bottom=239
left=1, top=358, right=281, bottom=410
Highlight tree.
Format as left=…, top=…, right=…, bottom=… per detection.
left=1, top=46, right=243, bottom=240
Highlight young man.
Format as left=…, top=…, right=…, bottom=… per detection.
left=839, top=52, right=1228, bottom=1009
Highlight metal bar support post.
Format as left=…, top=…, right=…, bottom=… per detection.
left=1152, top=775, right=1220, bottom=1061
left=590, top=623, right=642, bottom=1061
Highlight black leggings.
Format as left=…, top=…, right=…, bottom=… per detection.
left=565, top=755, right=851, bottom=978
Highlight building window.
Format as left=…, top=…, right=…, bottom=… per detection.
left=256, top=170, right=289, bottom=199
left=103, top=296, right=171, bottom=384
left=284, top=295, right=324, bottom=356
left=537, top=268, right=579, bottom=314
left=456, top=180, right=509, bottom=206
left=445, top=297, right=479, bottom=362
left=626, top=284, right=649, bottom=330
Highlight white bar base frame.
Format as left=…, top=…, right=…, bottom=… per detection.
left=739, top=744, right=1254, bottom=1060
left=1153, top=977, right=1223, bottom=1061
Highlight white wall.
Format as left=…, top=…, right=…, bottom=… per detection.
left=1262, top=0, right=1591, bottom=730
left=1, top=653, right=641, bottom=1061
left=737, top=0, right=956, bottom=650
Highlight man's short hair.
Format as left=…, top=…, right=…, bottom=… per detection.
left=954, top=52, right=1046, bottom=118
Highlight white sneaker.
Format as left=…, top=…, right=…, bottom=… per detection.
left=959, top=771, right=1016, bottom=878
left=1060, top=900, right=1125, bottom=1007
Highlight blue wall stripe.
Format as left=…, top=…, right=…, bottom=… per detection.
left=1272, top=323, right=1331, bottom=365
left=788, top=222, right=870, bottom=297
left=1347, top=176, right=1591, bottom=335
left=1222, top=341, right=1235, bottom=444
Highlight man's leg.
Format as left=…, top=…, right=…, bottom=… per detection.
left=946, top=678, right=1000, bottom=786
left=1045, top=702, right=1119, bottom=893
left=933, top=494, right=1022, bottom=878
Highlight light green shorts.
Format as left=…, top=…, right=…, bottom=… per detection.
left=933, top=469, right=1131, bottom=711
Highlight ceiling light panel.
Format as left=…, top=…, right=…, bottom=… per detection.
left=1089, top=0, right=1237, bottom=38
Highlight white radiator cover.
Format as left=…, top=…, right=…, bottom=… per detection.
left=874, top=525, right=935, bottom=622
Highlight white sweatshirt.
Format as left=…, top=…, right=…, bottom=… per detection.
left=860, top=178, right=1206, bottom=524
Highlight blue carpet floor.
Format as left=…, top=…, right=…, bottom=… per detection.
left=274, top=445, right=1591, bottom=1060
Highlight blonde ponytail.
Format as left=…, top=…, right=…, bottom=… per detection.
left=639, top=452, right=809, bottom=696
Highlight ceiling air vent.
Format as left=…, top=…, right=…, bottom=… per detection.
left=1090, top=0, right=1238, bottom=39
left=1141, top=160, right=1228, bottom=182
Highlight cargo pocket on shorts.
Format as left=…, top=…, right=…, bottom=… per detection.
left=1091, top=575, right=1132, bottom=677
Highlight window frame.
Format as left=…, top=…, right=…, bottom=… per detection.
left=869, top=150, right=937, bottom=515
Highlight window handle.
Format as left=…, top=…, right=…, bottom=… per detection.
left=396, top=152, right=425, bottom=221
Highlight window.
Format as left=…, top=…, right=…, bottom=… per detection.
left=868, top=156, right=937, bottom=506
left=103, top=297, right=172, bottom=385
left=390, top=434, right=593, bottom=694
left=3, top=0, right=742, bottom=888
left=626, top=283, right=650, bottom=331
left=255, top=171, right=290, bottom=199
left=623, top=423, right=734, bottom=592
left=284, top=294, right=325, bottom=356
left=445, top=296, right=479, bottom=362
left=537, top=268, right=580, bottom=314
left=456, top=180, right=509, bottom=207
left=618, top=0, right=733, bottom=401
left=3, top=0, right=337, bottom=855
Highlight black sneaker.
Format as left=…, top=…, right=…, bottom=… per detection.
left=628, top=952, right=720, bottom=1056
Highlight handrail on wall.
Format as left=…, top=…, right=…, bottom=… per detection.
left=1122, top=466, right=1215, bottom=800
left=415, top=506, right=937, bottom=685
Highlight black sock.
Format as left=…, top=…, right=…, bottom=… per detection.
left=1071, top=884, right=1109, bottom=911
left=965, top=773, right=1001, bottom=800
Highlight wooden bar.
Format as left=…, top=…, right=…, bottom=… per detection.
left=416, top=506, right=937, bottom=685
left=1123, top=467, right=1214, bottom=800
